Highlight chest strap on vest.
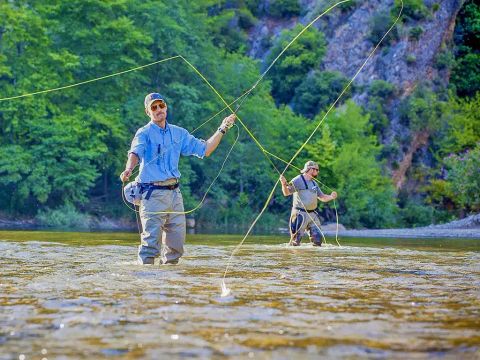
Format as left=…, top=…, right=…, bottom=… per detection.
left=142, top=183, right=179, bottom=200
left=300, top=175, right=309, bottom=189
left=294, top=206, right=317, bottom=213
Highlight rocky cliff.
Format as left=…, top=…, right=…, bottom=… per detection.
left=249, top=0, right=463, bottom=95
left=247, top=0, right=465, bottom=190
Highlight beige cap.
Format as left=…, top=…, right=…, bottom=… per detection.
left=301, top=160, right=319, bottom=173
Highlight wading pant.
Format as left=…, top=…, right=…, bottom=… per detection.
left=289, top=208, right=322, bottom=246
left=138, top=188, right=186, bottom=264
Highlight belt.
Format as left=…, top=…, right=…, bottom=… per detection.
left=295, top=207, right=317, bottom=213
left=147, top=182, right=179, bottom=189
left=151, top=179, right=178, bottom=186
left=141, top=182, right=179, bottom=200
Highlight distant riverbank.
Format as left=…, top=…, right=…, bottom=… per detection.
left=325, top=227, right=480, bottom=239
left=1, top=214, right=479, bottom=239
left=324, top=214, right=480, bottom=239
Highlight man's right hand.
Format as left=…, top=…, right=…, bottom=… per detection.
left=120, top=169, right=132, bottom=183
left=279, top=175, right=288, bottom=186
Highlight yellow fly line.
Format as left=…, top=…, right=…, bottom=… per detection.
left=220, top=0, right=404, bottom=296
left=0, top=56, right=182, bottom=102
left=121, top=0, right=357, bottom=217
left=1, top=0, right=403, bottom=296
left=1, top=2, right=350, bottom=220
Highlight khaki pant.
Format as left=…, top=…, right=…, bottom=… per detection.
left=289, top=208, right=322, bottom=246
left=138, top=188, right=186, bottom=264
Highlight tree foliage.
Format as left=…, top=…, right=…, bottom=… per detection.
left=266, top=24, right=326, bottom=104
left=451, top=0, right=480, bottom=97
left=293, top=71, right=350, bottom=119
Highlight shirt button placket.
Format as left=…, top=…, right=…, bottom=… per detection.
left=162, top=132, right=167, bottom=174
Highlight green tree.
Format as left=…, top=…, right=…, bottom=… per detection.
left=293, top=71, right=350, bottom=119
left=451, top=0, right=480, bottom=97
left=266, top=24, right=326, bottom=104
left=365, top=80, right=396, bottom=138
left=392, top=0, right=428, bottom=21
left=269, top=0, right=301, bottom=18
left=323, top=101, right=398, bottom=228
left=451, top=54, right=480, bottom=97
left=444, top=145, right=480, bottom=212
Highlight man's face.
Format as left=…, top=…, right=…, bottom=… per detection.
left=308, top=167, right=319, bottom=178
left=147, top=99, right=167, bottom=122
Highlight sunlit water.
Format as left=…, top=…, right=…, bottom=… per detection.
left=1, top=231, right=479, bottom=359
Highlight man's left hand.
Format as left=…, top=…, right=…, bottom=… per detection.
left=331, top=191, right=337, bottom=199
left=221, top=114, right=236, bottom=131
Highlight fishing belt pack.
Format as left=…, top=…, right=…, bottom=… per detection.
left=124, top=182, right=180, bottom=205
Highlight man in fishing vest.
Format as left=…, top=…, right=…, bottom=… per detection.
left=279, top=161, right=337, bottom=246
left=120, top=92, right=236, bottom=264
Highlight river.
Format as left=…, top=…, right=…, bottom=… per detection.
left=1, top=231, right=479, bottom=359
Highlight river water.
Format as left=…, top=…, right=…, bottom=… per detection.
left=1, top=231, right=479, bottom=359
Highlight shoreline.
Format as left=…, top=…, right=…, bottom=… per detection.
left=1, top=215, right=479, bottom=239
left=323, top=228, right=480, bottom=239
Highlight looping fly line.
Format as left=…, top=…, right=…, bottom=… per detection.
left=220, top=0, right=404, bottom=295
left=0, top=0, right=403, bottom=297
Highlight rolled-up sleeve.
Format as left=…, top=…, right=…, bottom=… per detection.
left=288, top=177, right=302, bottom=193
left=181, top=130, right=206, bottom=158
left=129, top=128, right=147, bottom=160
left=315, top=186, right=325, bottom=197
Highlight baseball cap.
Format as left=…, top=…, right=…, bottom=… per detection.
left=301, top=160, right=319, bottom=173
left=144, top=92, right=166, bottom=109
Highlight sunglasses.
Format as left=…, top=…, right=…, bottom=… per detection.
left=150, top=100, right=166, bottom=111
left=312, top=168, right=319, bottom=171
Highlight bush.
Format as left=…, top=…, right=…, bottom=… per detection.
left=245, top=0, right=265, bottom=16
left=36, top=203, right=91, bottom=229
left=399, top=201, right=435, bottom=227
left=399, top=87, right=444, bottom=132
left=269, top=0, right=301, bottom=18
left=293, top=71, right=350, bottom=118
left=393, top=0, right=428, bottom=21
left=406, top=53, right=417, bottom=65
left=207, top=10, right=248, bottom=53
left=267, top=24, right=326, bottom=104
left=368, top=80, right=396, bottom=98
left=409, top=26, right=423, bottom=41
left=238, top=8, right=257, bottom=30
left=325, top=101, right=398, bottom=228
left=435, top=49, right=455, bottom=70
left=338, top=0, right=358, bottom=12
left=444, top=145, right=480, bottom=211
left=366, top=99, right=390, bottom=137
left=369, top=12, right=399, bottom=45
left=451, top=53, right=480, bottom=97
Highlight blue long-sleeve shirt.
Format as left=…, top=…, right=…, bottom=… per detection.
left=129, top=121, right=206, bottom=183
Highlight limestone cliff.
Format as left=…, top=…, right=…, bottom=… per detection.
left=247, top=0, right=465, bottom=190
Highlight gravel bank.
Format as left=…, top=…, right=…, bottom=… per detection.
left=324, top=214, right=480, bottom=239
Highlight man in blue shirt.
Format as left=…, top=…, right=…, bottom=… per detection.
left=120, top=92, right=236, bottom=264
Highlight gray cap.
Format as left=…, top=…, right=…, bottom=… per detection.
left=301, top=160, right=319, bottom=173
left=144, top=92, right=165, bottom=109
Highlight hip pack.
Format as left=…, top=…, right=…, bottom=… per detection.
left=123, top=181, right=143, bottom=206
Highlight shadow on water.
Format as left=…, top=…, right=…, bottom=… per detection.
left=1, top=230, right=479, bottom=359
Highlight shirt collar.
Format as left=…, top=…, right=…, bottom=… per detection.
left=150, top=120, right=170, bottom=133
